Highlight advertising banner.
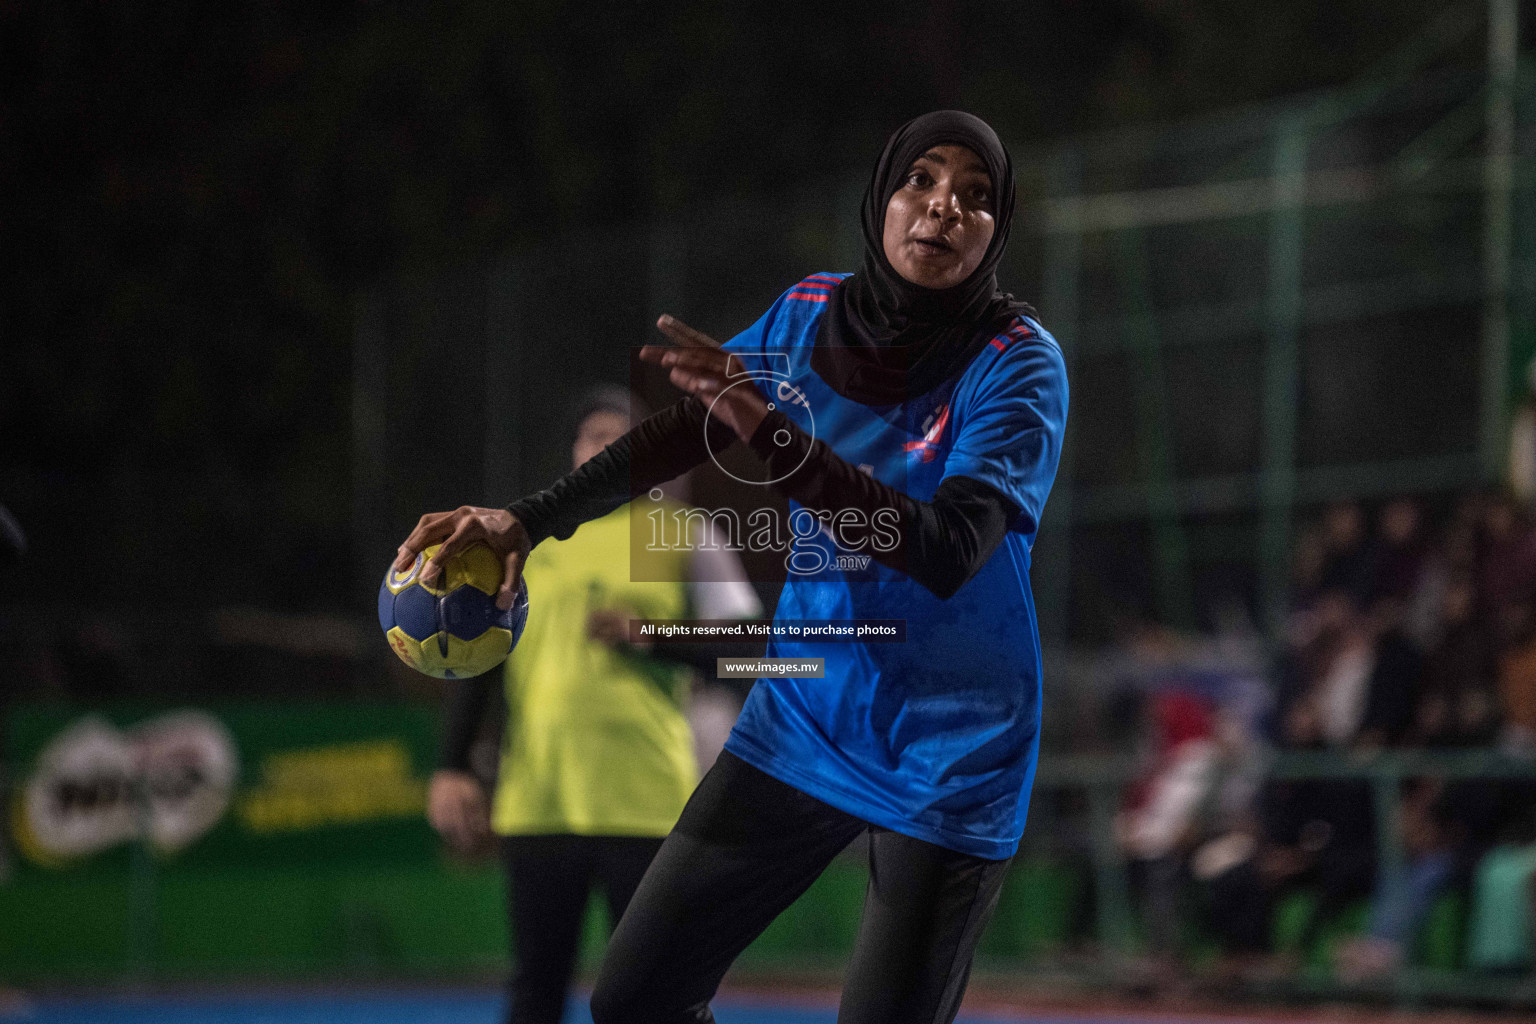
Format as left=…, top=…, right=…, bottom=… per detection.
left=7, top=703, right=440, bottom=873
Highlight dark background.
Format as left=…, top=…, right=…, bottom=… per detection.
left=0, top=0, right=1524, bottom=623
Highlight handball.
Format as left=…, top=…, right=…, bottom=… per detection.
left=378, top=542, right=529, bottom=679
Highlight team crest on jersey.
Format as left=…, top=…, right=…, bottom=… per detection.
left=903, top=403, right=951, bottom=462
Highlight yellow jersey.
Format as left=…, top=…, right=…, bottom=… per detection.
left=491, top=498, right=697, bottom=837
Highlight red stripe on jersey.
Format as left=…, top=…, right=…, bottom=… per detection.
left=803, top=274, right=843, bottom=285
left=991, top=320, right=1037, bottom=352
left=786, top=292, right=830, bottom=302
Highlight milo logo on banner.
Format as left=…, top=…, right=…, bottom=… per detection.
left=9, top=703, right=440, bottom=871
left=14, top=710, right=238, bottom=865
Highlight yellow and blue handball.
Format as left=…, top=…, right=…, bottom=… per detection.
left=378, top=542, right=529, bottom=679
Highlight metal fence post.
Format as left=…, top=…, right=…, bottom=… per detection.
left=1037, top=146, right=1083, bottom=650
left=1479, top=0, right=1519, bottom=480
left=1259, top=116, right=1306, bottom=638
left=1111, top=229, right=1196, bottom=629
left=1085, top=778, right=1137, bottom=957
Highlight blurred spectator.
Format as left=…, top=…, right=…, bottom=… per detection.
left=1353, top=601, right=1423, bottom=749
left=1277, top=589, right=1420, bottom=751
left=1367, top=498, right=1428, bottom=606
left=1334, top=778, right=1466, bottom=983
left=1195, top=688, right=1375, bottom=974
left=1116, top=690, right=1266, bottom=979
left=1409, top=576, right=1498, bottom=747
left=1510, top=357, right=1536, bottom=505
left=1278, top=590, right=1357, bottom=735
left=1466, top=806, right=1536, bottom=972
left=1289, top=528, right=1330, bottom=612
left=1402, top=494, right=1481, bottom=650
left=1315, top=502, right=1373, bottom=606
left=1098, top=489, right=1536, bottom=985
left=1496, top=602, right=1536, bottom=753
left=1475, top=491, right=1536, bottom=629
left=1116, top=691, right=1219, bottom=961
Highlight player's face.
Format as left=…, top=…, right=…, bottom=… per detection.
left=881, top=144, right=995, bottom=291
left=572, top=409, right=629, bottom=469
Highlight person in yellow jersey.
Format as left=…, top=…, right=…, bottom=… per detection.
left=427, top=386, right=760, bottom=1024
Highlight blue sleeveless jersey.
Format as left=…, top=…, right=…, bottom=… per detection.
left=719, top=274, right=1069, bottom=858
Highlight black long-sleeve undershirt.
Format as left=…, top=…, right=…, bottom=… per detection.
left=744, top=409, right=1018, bottom=600
left=508, top=397, right=734, bottom=547
left=447, top=399, right=1020, bottom=771
left=438, top=671, right=497, bottom=773
left=509, top=399, right=1019, bottom=602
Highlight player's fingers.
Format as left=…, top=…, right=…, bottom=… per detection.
left=459, top=791, right=485, bottom=840
left=660, top=348, right=730, bottom=373
left=495, top=547, right=525, bottom=610
left=645, top=349, right=737, bottom=399
left=395, top=532, right=431, bottom=572
left=671, top=366, right=725, bottom=400
left=457, top=810, right=482, bottom=847
left=467, top=792, right=491, bottom=841
left=668, top=367, right=704, bottom=396
left=431, top=794, right=462, bottom=838
left=397, top=511, right=455, bottom=569
left=656, top=314, right=722, bottom=350
left=586, top=609, right=617, bottom=639
left=639, top=346, right=687, bottom=370
left=440, top=795, right=469, bottom=847
left=424, top=514, right=479, bottom=583
left=430, top=515, right=476, bottom=564
left=667, top=351, right=731, bottom=381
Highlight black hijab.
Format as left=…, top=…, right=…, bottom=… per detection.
left=812, top=110, right=1036, bottom=406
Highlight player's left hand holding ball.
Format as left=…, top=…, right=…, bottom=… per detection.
left=395, top=506, right=531, bottom=611
left=382, top=508, right=531, bottom=679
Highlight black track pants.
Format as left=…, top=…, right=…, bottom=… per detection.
left=502, top=833, right=664, bottom=1024
left=590, top=750, right=1011, bottom=1024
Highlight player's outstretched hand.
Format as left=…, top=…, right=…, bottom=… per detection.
left=639, top=315, right=770, bottom=443
left=587, top=606, right=653, bottom=653
left=394, top=506, right=531, bottom=610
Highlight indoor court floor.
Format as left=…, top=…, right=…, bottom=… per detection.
left=0, top=988, right=1502, bottom=1024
